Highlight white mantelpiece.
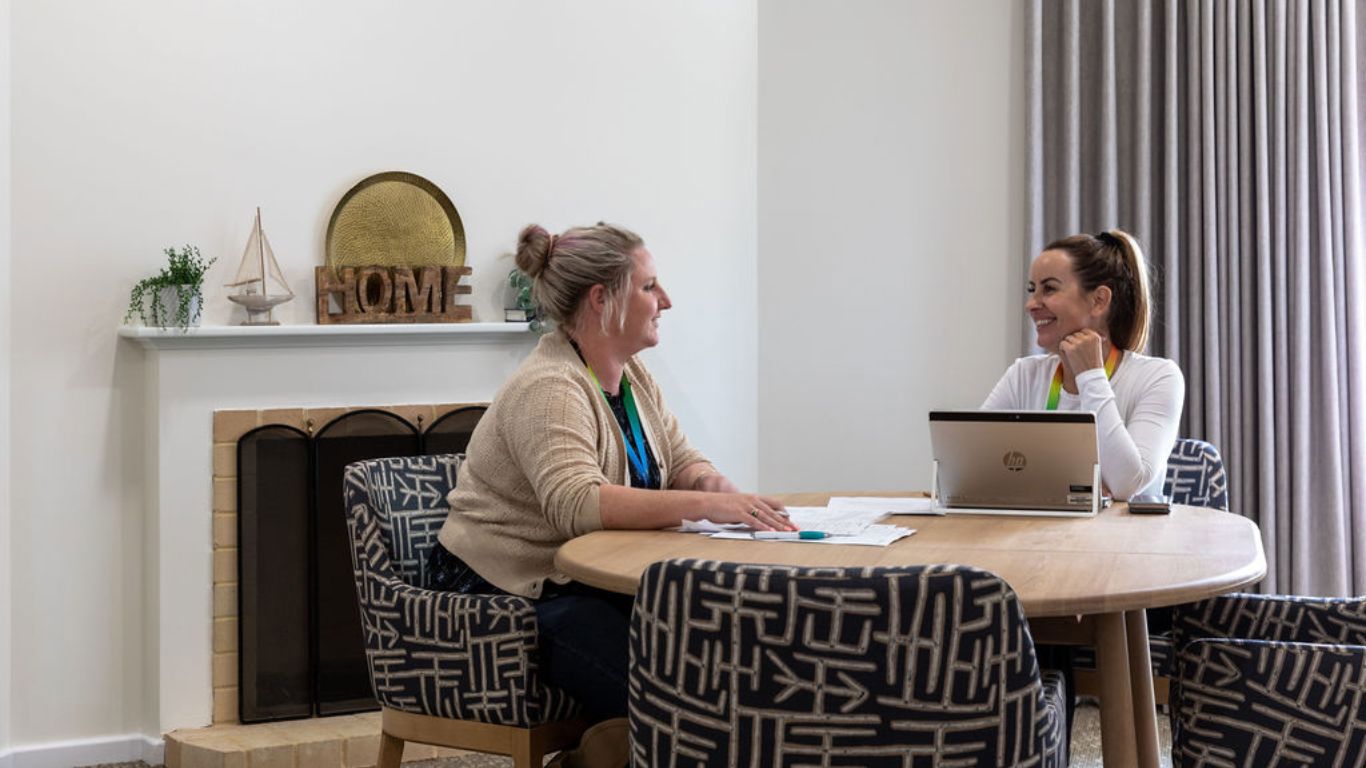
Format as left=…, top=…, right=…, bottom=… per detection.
left=126, top=323, right=538, bottom=735
left=119, top=321, right=531, bottom=349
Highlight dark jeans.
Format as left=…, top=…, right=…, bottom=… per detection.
left=425, top=544, right=632, bottom=721
left=532, top=581, right=634, bottom=720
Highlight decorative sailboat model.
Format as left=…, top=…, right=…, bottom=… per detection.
left=226, top=207, right=294, bottom=325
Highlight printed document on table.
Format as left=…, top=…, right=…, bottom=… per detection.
left=827, top=496, right=941, bottom=515
left=679, top=519, right=748, bottom=534
left=677, top=503, right=906, bottom=537
left=678, top=506, right=887, bottom=536
left=784, top=506, right=887, bottom=535
left=711, top=524, right=915, bottom=547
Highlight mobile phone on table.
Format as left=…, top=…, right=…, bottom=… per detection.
left=1128, top=493, right=1171, bottom=514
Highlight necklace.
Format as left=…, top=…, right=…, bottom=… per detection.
left=1046, top=345, right=1121, bottom=410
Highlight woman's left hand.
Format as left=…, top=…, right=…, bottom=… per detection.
left=693, top=473, right=739, bottom=493
left=1059, top=328, right=1106, bottom=373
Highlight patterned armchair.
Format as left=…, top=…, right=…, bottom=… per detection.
left=1163, top=438, right=1229, bottom=512
left=629, top=560, right=1068, bottom=768
left=343, top=454, right=586, bottom=768
left=1075, top=438, right=1229, bottom=693
left=1170, top=593, right=1366, bottom=766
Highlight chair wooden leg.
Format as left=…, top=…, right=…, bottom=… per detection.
left=378, top=732, right=404, bottom=768
left=510, top=731, right=541, bottom=768
left=379, top=707, right=589, bottom=767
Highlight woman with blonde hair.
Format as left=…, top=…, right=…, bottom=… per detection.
left=983, top=229, right=1184, bottom=500
left=427, top=222, right=791, bottom=764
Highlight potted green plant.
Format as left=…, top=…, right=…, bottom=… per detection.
left=125, top=245, right=217, bottom=330
left=506, top=268, right=543, bottom=332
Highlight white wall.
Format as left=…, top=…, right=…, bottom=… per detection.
left=8, top=0, right=1025, bottom=752
left=757, top=0, right=1025, bottom=492
left=0, top=0, right=12, bottom=758
left=9, top=0, right=756, bottom=747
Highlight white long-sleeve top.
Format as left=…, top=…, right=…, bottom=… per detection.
left=981, top=352, right=1185, bottom=500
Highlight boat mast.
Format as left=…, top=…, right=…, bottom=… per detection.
left=255, top=207, right=266, bottom=298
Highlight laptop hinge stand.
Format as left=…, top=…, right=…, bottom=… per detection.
left=1091, top=462, right=1102, bottom=516
left=931, top=460, right=941, bottom=508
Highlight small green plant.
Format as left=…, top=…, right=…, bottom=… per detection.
left=507, top=268, right=544, bottom=332
left=125, top=245, right=217, bottom=329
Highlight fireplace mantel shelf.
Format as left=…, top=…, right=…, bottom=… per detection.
left=119, top=322, right=534, bottom=350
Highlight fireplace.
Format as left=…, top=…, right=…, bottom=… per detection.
left=226, top=404, right=487, bottom=723
left=121, top=322, right=536, bottom=736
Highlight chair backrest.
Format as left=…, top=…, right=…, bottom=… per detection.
left=1170, top=593, right=1366, bottom=766
left=629, top=560, right=1055, bottom=767
left=1163, top=438, right=1229, bottom=510
left=1173, top=593, right=1366, bottom=648
left=342, top=453, right=462, bottom=588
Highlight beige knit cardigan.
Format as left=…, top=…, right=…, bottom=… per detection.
left=438, top=331, right=713, bottom=598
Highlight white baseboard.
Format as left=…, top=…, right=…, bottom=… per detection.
left=0, top=734, right=163, bottom=768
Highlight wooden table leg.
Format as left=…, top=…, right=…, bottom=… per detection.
left=1125, top=609, right=1160, bottom=768
left=1095, top=611, right=1137, bottom=766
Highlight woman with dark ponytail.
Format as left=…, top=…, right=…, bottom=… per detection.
left=983, top=229, right=1184, bottom=500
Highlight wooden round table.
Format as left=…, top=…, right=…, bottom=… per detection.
left=555, top=492, right=1266, bottom=768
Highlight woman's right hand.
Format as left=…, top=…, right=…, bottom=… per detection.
left=696, top=493, right=795, bottom=532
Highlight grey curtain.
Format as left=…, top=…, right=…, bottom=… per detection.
left=1027, top=0, right=1366, bottom=596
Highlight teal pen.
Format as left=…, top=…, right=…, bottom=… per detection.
left=753, top=530, right=830, bottom=540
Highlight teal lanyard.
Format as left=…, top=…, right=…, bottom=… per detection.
left=587, top=368, right=651, bottom=485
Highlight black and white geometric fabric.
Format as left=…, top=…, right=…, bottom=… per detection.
left=1170, top=593, right=1366, bottom=767
left=628, top=560, right=1068, bottom=768
left=343, top=454, right=580, bottom=726
left=1074, top=438, right=1232, bottom=680
left=1162, top=438, right=1228, bottom=511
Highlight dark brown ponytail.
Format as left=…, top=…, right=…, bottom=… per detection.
left=1044, top=229, right=1152, bottom=351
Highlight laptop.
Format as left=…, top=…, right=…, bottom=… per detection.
left=929, top=410, right=1102, bottom=517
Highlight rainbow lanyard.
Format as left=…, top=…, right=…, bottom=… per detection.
left=1046, top=346, right=1121, bottom=410
left=587, top=367, right=651, bottom=484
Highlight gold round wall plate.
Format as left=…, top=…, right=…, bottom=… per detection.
left=326, top=171, right=466, bottom=269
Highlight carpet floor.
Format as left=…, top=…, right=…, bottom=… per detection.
left=84, top=702, right=1172, bottom=768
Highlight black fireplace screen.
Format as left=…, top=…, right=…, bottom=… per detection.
left=236, top=406, right=485, bottom=723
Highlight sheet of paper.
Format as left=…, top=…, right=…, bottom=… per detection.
left=827, top=496, right=941, bottom=516
left=678, top=502, right=909, bottom=537
left=784, top=505, right=887, bottom=535
left=710, top=524, right=916, bottom=548
left=678, top=519, right=749, bottom=534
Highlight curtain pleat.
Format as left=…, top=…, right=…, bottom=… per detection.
left=1250, top=0, right=1276, bottom=592
left=1100, top=0, right=1118, bottom=223
left=1344, top=0, right=1366, bottom=591
left=1065, top=0, right=1081, bottom=234
left=1271, top=0, right=1292, bottom=592
left=1028, top=0, right=1366, bottom=595
left=1027, top=0, right=1045, bottom=353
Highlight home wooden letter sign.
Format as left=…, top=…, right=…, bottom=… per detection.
left=314, top=266, right=473, bottom=324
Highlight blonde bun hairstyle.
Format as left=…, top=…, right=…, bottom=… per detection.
left=515, top=222, right=644, bottom=333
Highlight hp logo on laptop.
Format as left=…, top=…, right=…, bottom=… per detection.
left=1003, top=451, right=1027, bottom=472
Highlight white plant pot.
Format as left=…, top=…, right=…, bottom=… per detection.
left=152, top=285, right=203, bottom=329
